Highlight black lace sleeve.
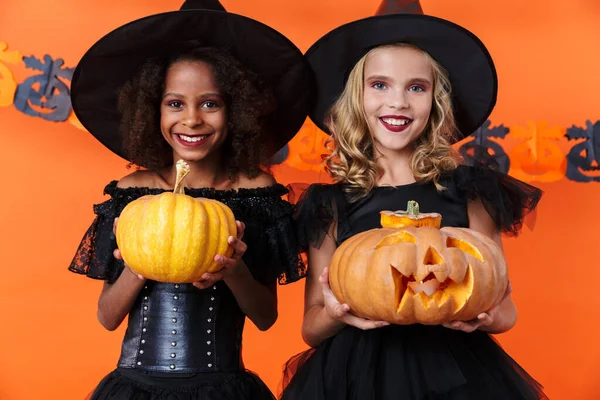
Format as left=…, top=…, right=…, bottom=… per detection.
left=68, top=181, right=129, bottom=284
left=443, top=164, right=543, bottom=236
left=236, top=188, right=306, bottom=285
left=291, top=183, right=349, bottom=251
left=263, top=197, right=306, bottom=285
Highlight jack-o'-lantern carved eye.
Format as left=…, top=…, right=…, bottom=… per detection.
left=446, top=237, right=483, bottom=262
left=376, top=231, right=417, bottom=248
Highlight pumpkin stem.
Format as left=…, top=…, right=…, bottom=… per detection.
left=173, top=159, right=191, bottom=194
left=406, top=200, right=419, bottom=216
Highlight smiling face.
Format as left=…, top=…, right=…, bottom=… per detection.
left=160, top=60, right=228, bottom=163
left=362, top=45, right=434, bottom=157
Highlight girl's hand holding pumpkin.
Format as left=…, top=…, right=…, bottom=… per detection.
left=443, top=279, right=513, bottom=333
left=320, top=267, right=390, bottom=330
left=442, top=312, right=493, bottom=333
left=193, top=221, right=247, bottom=290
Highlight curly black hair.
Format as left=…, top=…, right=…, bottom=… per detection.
left=117, top=46, right=276, bottom=180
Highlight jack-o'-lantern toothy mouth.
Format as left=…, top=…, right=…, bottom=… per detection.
left=379, top=234, right=481, bottom=313
left=392, top=266, right=474, bottom=312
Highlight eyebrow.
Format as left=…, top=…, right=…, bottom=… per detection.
left=365, top=75, right=432, bottom=86
left=162, top=92, right=223, bottom=100
left=365, top=75, right=391, bottom=82
left=409, top=78, right=433, bottom=86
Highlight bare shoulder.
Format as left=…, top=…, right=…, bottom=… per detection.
left=235, top=170, right=277, bottom=189
left=117, top=170, right=166, bottom=189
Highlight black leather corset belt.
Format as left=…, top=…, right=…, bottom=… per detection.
left=117, top=281, right=245, bottom=373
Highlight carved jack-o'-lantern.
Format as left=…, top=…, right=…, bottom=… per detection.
left=329, top=201, right=508, bottom=325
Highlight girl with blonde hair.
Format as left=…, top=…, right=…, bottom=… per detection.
left=281, top=8, right=547, bottom=400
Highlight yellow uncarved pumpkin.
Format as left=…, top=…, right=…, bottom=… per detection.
left=329, top=201, right=508, bottom=325
left=116, top=160, right=236, bottom=283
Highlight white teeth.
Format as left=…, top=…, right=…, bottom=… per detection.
left=178, top=135, right=207, bottom=143
left=382, top=118, right=411, bottom=126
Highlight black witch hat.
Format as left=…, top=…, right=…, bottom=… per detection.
left=71, top=0, right=313, bottom=164
left=305, top=0, right=497, bottom=141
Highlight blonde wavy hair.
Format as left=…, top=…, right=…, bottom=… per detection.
left=324, top=43, right=461, bottom=201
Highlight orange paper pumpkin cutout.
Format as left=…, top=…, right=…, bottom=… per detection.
left=284, top=119, right=329, bottom=172
left=509, top=121, right=566, bottom=182
left=0, top=42, right=22, bottom=107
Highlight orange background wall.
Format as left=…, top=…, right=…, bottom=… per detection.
left=1, top=1, right=599, bottom=399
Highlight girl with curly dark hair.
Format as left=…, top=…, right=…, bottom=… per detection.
left=67, top=1, right=312, bottom=399
left=119, top=46, right=277, bottom=179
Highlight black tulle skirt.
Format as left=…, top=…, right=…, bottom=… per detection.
left=281, top=324, right=547, bottom=400
left=89, top=367, right=275, bottom=400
